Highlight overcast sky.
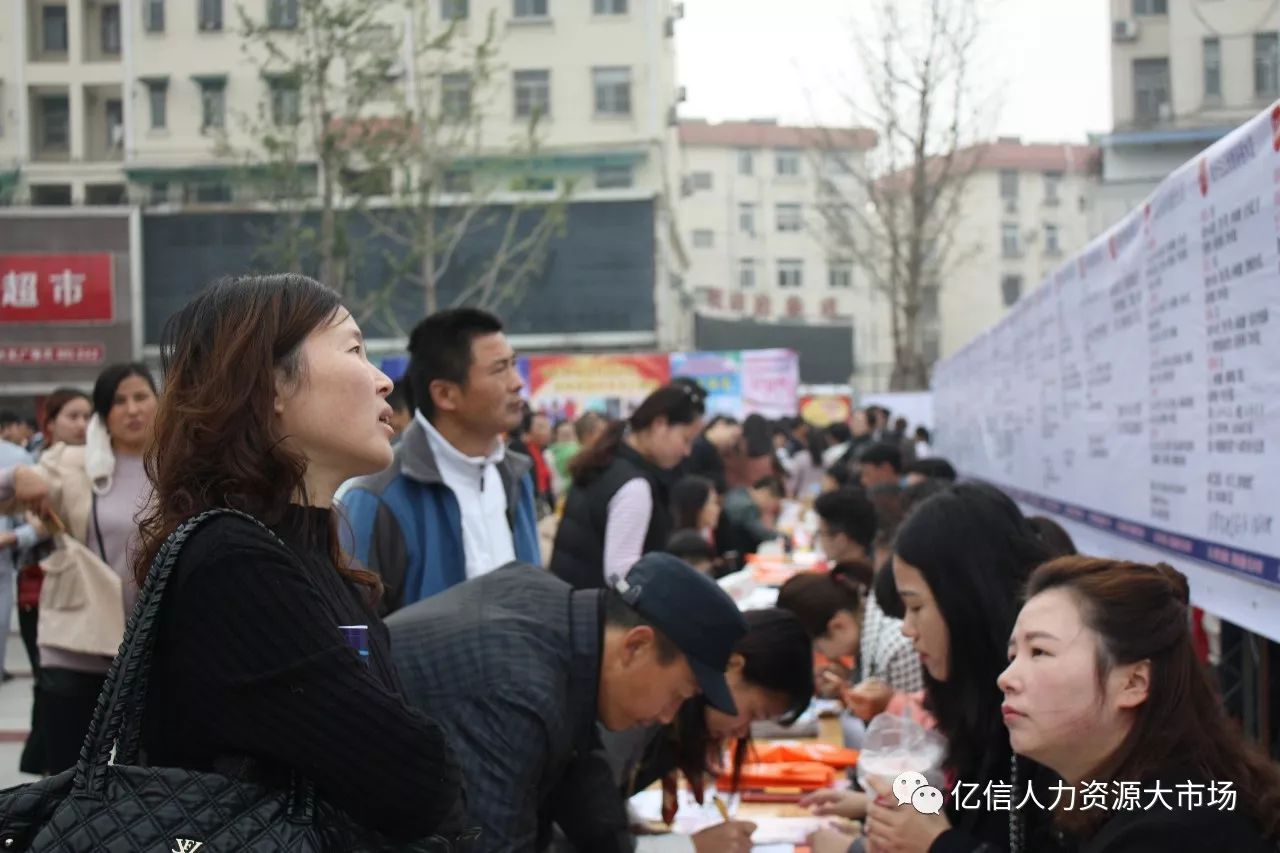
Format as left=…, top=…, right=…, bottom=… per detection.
left=676, top=0, right=1113, bottom=143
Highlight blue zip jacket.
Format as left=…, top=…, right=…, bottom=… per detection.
left=339, top=418, right=541, bottom=613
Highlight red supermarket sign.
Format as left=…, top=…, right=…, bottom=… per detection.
left=0, top=344, right=106, bottom=365
left=0, top=254, right=115, bottom=324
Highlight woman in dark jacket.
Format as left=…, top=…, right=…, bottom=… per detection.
left=550, top=383, right=706, bottom=589
left=813, top=483, right=1063, bottom=853
left=133, top=274, right=463, bottom=841
left=1001, top=556, right=1280, bottom=852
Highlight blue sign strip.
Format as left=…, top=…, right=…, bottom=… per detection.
left=981, top=480, right=1280, bottom=587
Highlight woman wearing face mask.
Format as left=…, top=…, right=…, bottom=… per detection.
left=814, top=482, right=1060, bottom=853
left=28, top=364, right=157, bottom=775
left=1001, top=556, right=1280, bottom=852
left=134, top=275, right=463, bottom=840
left=610, top=608, right=815, bottom=853
left=551, top=383, right=707, bottom=589
left=14, top=387, right=92, bottom=774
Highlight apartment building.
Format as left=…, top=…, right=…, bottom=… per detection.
left=1096, top=0, right=1280, bottom=232
left=676, top=119, right=883, bottom=386
left=938, top=141, right=1099, bottom=359
left=2, top=0, right=688, bottom=350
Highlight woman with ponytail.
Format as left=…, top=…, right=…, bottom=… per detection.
left=1001, top=556, right=1280, bottom=851
left=550, top=383, right=707, bottom=589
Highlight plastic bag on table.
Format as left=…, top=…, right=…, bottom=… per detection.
left=855, top=711, right=947, bottom=794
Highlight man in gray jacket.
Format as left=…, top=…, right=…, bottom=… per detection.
left=387, top=552, right=752, bottom=853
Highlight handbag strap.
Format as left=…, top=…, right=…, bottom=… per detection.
left=90, top=492, right=108, bottom=563
left=74, top=508, right=312, bottom=817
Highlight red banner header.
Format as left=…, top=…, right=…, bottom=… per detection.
left=0, top=254, right=115, bottom=324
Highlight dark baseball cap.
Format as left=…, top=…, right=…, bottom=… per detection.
left=613, top=552, right=748, bottom=715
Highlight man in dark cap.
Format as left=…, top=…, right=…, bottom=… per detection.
left=387, top=552, right=749, bottom=853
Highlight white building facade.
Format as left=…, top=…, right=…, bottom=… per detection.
left=2, top=0, right=688, bottom=350
left=676, top=119, right=885, bottom=386
left=937, top=141, right=1099, bottom=360
left=1096, top=0, right=1280, bottom=234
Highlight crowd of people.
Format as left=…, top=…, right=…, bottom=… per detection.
left=1, top=273, right=1278, bottom=853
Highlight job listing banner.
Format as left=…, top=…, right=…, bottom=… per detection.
left=933, top=102, right=1280, bottom=589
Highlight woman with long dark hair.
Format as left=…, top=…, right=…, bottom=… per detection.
left=847, top=482, right=1059, bottom=853
left=133, top=274, right=462, bottom=840
left=30, top=363, right=157, bottom=775
left=550, top=383, right=706, bottom=589
left=1001, top=556, right=1280, bottom=851
left=669, top=475, right=721, bottom=538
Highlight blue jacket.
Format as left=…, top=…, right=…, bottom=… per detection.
left=339, top=419, right=541, bottom=613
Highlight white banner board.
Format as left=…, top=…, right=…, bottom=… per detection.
left=934, top=103, right=1280, bottom=639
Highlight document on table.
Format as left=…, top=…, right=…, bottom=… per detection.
left=629, top=789, right=831, bottom=849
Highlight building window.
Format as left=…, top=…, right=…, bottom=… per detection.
left=778, top=260, right=803, bottom=289
left=828, top=262, right=853, bottom=289
left=340, top=167, right=393, bottom=196
left=101, top=4, right=122, bottom=53
left=1043, top=170, right=1061, bottom=205
left=510, top=174, right=555, bottom=192
left=269, top=77, right=300, bottom=125
left=144, top=0, right=165, bottom=32
left=593, top=0, right=626, bottom=13
left=106, top=99, right=123, bottom=149
left=691, top=171, right=712, bottom=190
left=776, top=203, right=803, bottom=232
left=200, top=81, right=227, bottom=130
left=146, top=80, right=168, bottom=129
left=268, top=0, right=298, bottom=29
left=1131, top=0, right=1166, bottom=14
left=692, top=229, right=714, bottom=249
left=775, top=148, right=800, bottom=177
left=444, top=170, right=472, bottom=193
left=737, top=149, right=753, bottom=175
left=739, top=259, right=756, bottom=289
left=198, top=0, right=223, bottom=31
left=1001, top=274, right=1023, bottom=307
left=595, top=164, right=633, bottom=189
left=1256, top=33, right=1280, bottom=99
left=39, top=95, right=70, bottom=149
left=1044, top=223, right=1061, bottom=256
left=513, top=70, right=550, bottom=118
left=823, top=151, right=852, bottom=175
left=1203, top=37, right=1221, bottom=101
left=442, top=0, right=468, bottom=20
left=922, top=284, right=939, bottom=320
left=42, top=6, right=69, bottom=52
left=1133, top=57, right=1170, bottom=124
left=593, top=67, right=631, bottom=116
left=1001, top=222, right=1020, bottom=258
left=513, top=0, right=548, bottom=18
left=738, top=203, right=756, bottom=234
left=999, top=169, right=1018, bottom=203
left=193, top=182, right=232, bottom=203
left=442, top=72, right=472, bottom=120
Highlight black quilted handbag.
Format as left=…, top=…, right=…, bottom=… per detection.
left=0, top=509, right=479, bottom=852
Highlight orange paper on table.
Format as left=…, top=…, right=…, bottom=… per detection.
left=749, top=742, right=861, bottom=770
left=717, top=761, right=836, bottom=792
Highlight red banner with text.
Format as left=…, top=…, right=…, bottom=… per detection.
left=0, top=253, right=115, bottom=324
